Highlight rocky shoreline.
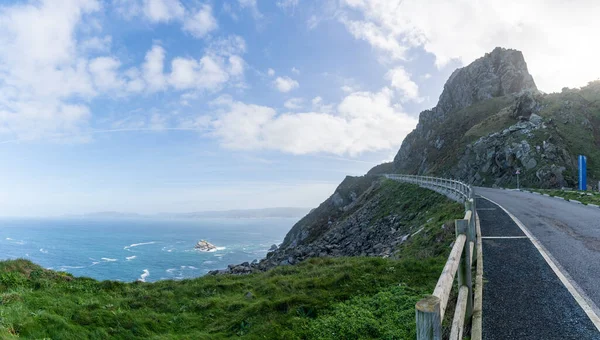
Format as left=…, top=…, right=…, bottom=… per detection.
left=208, top=177, right=430, bottom=276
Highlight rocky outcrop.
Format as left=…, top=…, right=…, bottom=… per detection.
left=209, top=50, right=600, bottom=277
left=394, top=48, right=538, bottom=174
left=194, top=240, right=217, bottom=252
left=391, top=47, right=592, bottom=188
left=209, top=177, right=452, bottom=275
left=452, top=107, right=573, bottom=187
left=436, top=47, right=537, bottom=118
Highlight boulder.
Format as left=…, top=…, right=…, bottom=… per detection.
left=194, top=240, right=217, bottom=252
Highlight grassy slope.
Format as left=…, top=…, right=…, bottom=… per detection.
left=528, top=188, right=600, bottom=206
left=537, top=82, right=600, bottom=183
left=0, top=182, right=463, bottom=339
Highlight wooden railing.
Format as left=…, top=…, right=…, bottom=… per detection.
left=384, top=174, right=483, bottom=340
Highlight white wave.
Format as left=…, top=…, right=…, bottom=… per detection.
left=91, top=261, right=100, bottom=266
left=138, top=269, right=150, bottom=282
left=39, top=248, right=48, bottom=254
left=126, top=255, right=137, bottom=261
left=166, top=268, right=177, bottom=274
left=60, top=265, right=85, bottom=269
left=101, top=258, right=117, bottom=262
left=6, top=238, right=25, bottom=245
left=124, top=241, right=157, bottom=250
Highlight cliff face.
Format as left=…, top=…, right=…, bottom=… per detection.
left=436, top=47, right=537, bottom=117
left=394, top=47, right=539, bottom=178
left=393, top=47, right=600, bottom=189
left=214, top=177, right=461, bottom=274
left=217, top=47, right=600, bottom=276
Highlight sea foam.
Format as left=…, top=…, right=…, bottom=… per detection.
left=124, top=241, right=156, bottom=250
left=138, top=269, right=150, bottom=282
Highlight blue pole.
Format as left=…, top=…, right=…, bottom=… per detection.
left=579, top=155, right=587, bottom=191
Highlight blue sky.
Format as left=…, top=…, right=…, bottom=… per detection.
left=1, top=0, right=598, bottom=216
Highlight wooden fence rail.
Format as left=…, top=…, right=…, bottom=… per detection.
left=384, top=174, right=483, bottom=340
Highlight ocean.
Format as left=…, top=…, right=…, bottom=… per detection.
left=0, top=217, right=296, bottom=282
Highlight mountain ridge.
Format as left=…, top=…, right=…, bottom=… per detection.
left=218, top=46, right=600, bottom=275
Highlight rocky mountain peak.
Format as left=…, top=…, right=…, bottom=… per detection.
left=435, top=47, right=537, bottom=118
left=393, top=47, right=543, bottom=177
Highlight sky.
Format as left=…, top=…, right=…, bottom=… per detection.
left=1, top=0, right=599, bottom=217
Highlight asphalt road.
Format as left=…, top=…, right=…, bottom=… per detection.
left=476, top=187, right=600, bottom=339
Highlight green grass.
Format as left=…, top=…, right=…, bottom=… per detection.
left=0, top=258, right=443, bottom=339
left=0, top=184, right=464, bottom=339
left=528, top=188, right=600, bottom=205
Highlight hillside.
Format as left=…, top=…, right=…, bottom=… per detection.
left=394, top=47, right=600, bottom=189
left=1, top=46, right=597, bottom=338
left=0, top=182, right=462, bottom=339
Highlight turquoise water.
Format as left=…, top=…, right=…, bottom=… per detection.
left=0, top=217, right=295, bottom=282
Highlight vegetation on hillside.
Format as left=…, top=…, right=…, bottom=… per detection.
left=528, top=188, right=600, bottom=206
left=537, top=81, right=600, bottom=183
left=0, top=184, right=463, bottom=339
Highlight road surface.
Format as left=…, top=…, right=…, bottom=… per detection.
left=475, top=187, right=600, bottom=339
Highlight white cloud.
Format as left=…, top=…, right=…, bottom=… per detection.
left=341, top=85, right=354, bottom=93
left=151, top=38, right=246, bottom=92
left=115, top=0, right=218, bottom=40
left=228, top=56, right=245, bottom=77
left=291, top=67, right=300, bottom=75
left=80, top=36, right=112, bottom=53
left=208, top=88, right=417, bottom=156
left=222, top=3, right=238, bottom=21
left=277, top=0, right=299, bottom=11
left=113, top=0, right=143, bottom=19
left=307, top=15, right=320, bottom=30
left=0, top=0, right=100, bottom=140
left=0, top=0, right=243, bottom=143
left=238, top=0, right=262, bottom=19
left=142, top=45, right=168, bottom=92
left=385, top=67, right=421, bottom=102
left=339, top=0, right=600, bottom=92
left=267, top=68, right=275, bottom=76
left=274, top=76, right=299, bottom=92
left=208, top=35, right=247, bottom=56
left=89, top=57, right=125, bottom=91
left=182, top=4, right=217, bottom=38
left=284, top=98, right=304, bottom=110
left=143, top=0, right=184, bottom=23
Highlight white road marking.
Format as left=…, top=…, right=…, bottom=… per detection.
left=478, top=195, right=600, bottom=332
left=481, top=236, right=528, bottom=239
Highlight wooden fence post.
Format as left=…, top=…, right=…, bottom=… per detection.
left=416, top=295, right=442, bottom=340
left=455, top=219, right=473, bottom=320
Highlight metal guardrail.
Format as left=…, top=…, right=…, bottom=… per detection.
left=384, top=174, right=473, bottom=202
left=384, top=174, right=483, bottom=340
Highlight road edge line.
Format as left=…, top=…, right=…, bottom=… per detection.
left=478, top=194, right=600, bottom=332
